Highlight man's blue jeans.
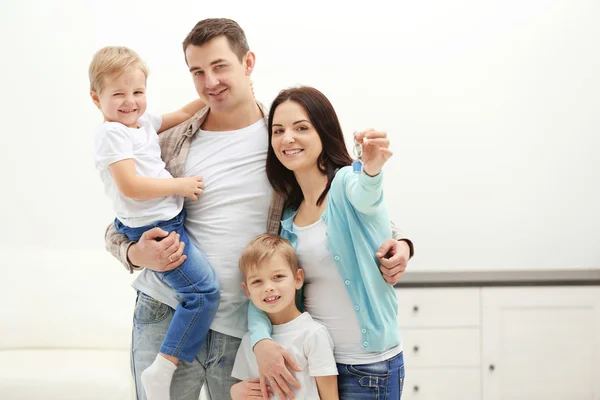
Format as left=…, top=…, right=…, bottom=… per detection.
left=115, top=210, right=220, bottom=363
left=337, top=351, right=405, bottom=399
left=131, top=291, right=241, bottom=400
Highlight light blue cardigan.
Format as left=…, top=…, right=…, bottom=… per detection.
left=248, top=166, right=401, bottom=352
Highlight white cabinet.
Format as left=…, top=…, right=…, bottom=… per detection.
left=396, top=286, right=600, bottom=400
left=481, top=287, right=600, bottom=400
left=397, top=288, right=481, bottom=399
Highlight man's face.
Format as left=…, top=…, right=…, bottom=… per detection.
left=185, top=36, right=254, bottom=113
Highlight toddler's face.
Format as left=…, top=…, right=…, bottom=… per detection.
left=92, top=66, right=147, bottom=128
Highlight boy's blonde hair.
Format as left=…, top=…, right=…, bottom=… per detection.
left=89, top=46, right=149, bottom=93
left=239, top=234, right=299, bottom=278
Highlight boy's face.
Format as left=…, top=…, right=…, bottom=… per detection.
left=185, top=35, right=255, bottom=113
left=242, top=254, right=304, bottom=316
left=90, top=66, right=147, bottom=128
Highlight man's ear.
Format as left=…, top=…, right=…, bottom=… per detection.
left=243, top=51, right=256, bottom=76
left=90, top=91, right=101, bottom=109
left=295, top=268, right=304, bottom=290
left=241, top=281, right=251, bottom=298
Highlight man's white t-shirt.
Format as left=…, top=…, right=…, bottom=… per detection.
left=94, top=113, right=182, bottom=228
left=131, top=118, right=273, bottom=338
left=232, top=312, right=338, bottom=400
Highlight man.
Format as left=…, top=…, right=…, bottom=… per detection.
left=105, top=18, right=413, bottom=400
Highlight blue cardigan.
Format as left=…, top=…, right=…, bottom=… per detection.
left=249, top=166, right=401, bottom=352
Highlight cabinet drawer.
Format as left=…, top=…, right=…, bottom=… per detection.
left=402, top=328, right=480, bottom=367
left=402, top=368, right=480, bottom=400
left=396, top=288, right=480, bottom=328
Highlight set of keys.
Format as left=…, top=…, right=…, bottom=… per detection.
left=352, top=133, right=363, bottom=173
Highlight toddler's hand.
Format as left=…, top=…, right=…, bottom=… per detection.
left=177, top=176, right=205, bottom=200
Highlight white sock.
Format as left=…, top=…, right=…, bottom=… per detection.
left=140, top=354, right=177, bottom=400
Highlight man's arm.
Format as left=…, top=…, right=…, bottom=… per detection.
left=105, top=221, right=139, bottom=273
left=377, top=221, right=415, bottom=285
left=248, top=302, right=301, bottom=400
left=105, top=223, right=186, bottom=273
left=108, top=159, right=204, bottom=201
left=159, top=99, right=205, bottom=133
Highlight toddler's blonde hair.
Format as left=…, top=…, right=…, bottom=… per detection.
left=89, top=46, right=149, bottom=93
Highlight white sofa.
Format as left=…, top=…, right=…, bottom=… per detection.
left=0, top=248, right=136, bottom=399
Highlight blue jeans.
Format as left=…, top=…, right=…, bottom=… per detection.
left=115, top=210, right=220, bottom=363
left=131, top=291, right=241, bottom=400
left=337, top=352, right=405, bottom=399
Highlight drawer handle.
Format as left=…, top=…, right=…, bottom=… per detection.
left=412, top=305, right=419, bottom=313
left=489, top=364, right=495, bottom=372
left=413, top=385, right=419, bottom=392
left=413, top=345, right=419, bottom=353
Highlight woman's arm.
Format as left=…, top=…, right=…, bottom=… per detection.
left=342, top=129, right=393, bottom=214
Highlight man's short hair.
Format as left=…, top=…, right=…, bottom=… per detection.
left=88, top=46, right=149, bottom=93
left=239, top=234, right=299, bottom=278
left=182, top=18, right=249, bottom=62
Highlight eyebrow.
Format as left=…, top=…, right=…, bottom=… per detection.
left=189, top=58, right=228, bottom=72
left=247, top=268, right=289, bottom=280
left=272, top=119, right=311, bottom=128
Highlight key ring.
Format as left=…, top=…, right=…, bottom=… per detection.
left=352, top=133, right=363, bottom=173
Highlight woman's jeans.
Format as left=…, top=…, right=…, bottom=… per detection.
left=115, top=210, right=220, bottom=363
left=337, top=351, right=405, bottom=399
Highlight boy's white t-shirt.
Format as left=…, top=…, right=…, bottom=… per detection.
left=232, top=312, right=338, bottom=400
left=94, top=113, right=183, bottom=228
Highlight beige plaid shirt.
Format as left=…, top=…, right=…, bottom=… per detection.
left=104, top=103, right=411, bottom=272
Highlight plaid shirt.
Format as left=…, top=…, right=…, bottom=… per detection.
left=104, top=103, right=411, bottom=272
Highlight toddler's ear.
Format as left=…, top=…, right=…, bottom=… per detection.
left=90, top=91, right=101, bottom=108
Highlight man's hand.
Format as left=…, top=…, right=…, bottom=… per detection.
left=231, top=379, right=272, bottom=399
left=254, top=339, right=302, bottom=399
left=376, top=239, right=411, bottom=285
left=127, top=227, right=186, bottom=272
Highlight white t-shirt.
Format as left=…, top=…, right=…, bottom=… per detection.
left=94, top=113, right=182, bottom=228
left=131, top=118, right=273, bottom=338
left=232, top=312, right=338, bottom=400
left=294, top=219, right=403, bottom=365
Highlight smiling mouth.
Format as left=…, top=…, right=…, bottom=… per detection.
left=208, top=88, right=227, bottom=96
left=119, top=109, right=137, bottom=114
left=283, top=149, right=303, bottom=155
left=263, top=295, right=281, bottom=304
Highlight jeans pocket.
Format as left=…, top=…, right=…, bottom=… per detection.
left=133, top=292, right=171, bottom=324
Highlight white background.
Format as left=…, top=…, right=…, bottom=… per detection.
left=1, top=0, right=598, bottom=272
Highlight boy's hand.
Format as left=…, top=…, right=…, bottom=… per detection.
left=231, top=379, right=272, bottom=399
left=176, top=176, right=205, bottom=200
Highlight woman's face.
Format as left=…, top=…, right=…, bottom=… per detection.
left=271, top=100, right=323, bottom=173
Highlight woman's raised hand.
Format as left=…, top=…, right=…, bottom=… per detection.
left=354, top=129, right=393, bottom=177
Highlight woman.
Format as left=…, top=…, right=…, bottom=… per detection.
left=249, top=86, right=404, bottom=399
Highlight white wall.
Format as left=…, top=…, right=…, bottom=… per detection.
left=0, top=0, right=598, bottom=272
